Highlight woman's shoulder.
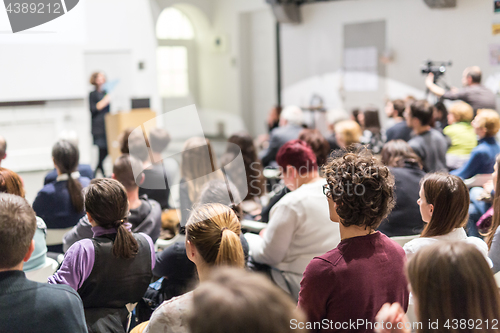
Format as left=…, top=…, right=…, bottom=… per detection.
left=403, top=237, right=436, bottom=254
left=149, top=291, right=193, bottom=330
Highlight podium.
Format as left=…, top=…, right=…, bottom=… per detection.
left=105, top=109, right=157, bottom=163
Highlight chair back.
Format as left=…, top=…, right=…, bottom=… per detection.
left=46, top=227, right=73, bottom=246
left=25, top=257, right=59, bottom=283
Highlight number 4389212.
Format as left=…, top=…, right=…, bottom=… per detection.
left=5, top=3, right=62, bottom=14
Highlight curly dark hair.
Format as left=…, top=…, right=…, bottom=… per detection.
left=323, top=149, right=395, bottom=229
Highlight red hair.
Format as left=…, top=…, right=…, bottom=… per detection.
left=276, top=140, right=317, bottom=174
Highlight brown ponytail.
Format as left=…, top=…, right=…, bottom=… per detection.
left=187, top=203, right=245, bottom=268
left=84, top=178, right=138, bottom=258
left=52, top=140, right=84, bottom=212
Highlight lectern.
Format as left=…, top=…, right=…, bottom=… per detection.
left=105, top=109, right=157, bottom=163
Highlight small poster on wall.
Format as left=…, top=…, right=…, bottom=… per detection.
left=495, top=0, right=500, bottom=12
left=490, top=44, right=500, bottom=65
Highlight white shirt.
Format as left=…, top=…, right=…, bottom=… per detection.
left=403, top=227, right=492, bottom=267
left=246, top=178, right=341, bottom=275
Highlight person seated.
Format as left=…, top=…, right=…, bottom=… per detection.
left=136, top=203, right=245, bottom=333
left=451, top=109, right=500, bottom=179
left=377, top=140, right=425, bottom=237
left=138, top=128, right=177, bottom=210
left=246, top=140, right=341, bottom=301
left=0, top=135, right=6, bottom=166
left=220, top=132, right=265, bottom=216
left=298, top=129, right=330, bottom=168
left=443, top=101, right=477, bottom=170
left=432, top=101, right=449, bottom=132
left=360, top=107, right=385, bottom=154
left=334, top=119, right=362, bottom=150
left=482, top=155, right=500, bottom=272
left=150, top=180, right=250, bottom=311
left=376, top=242, right=500, bottom=333
left=0, top=193, right=87, bottom=333
left=49, top=178, right=154, bottom=332
left=403, top=173, right=491, bottom=265
left=406, top=100, right=448, bottom=172
left=386, top=99, right=412, bottom=142
left=44, top=132, right=93, bottom=184
left=0, top=167, right=48, bottom=272
left=63, top=155, right=162, bottom=251
left=260, top=106, right=304, bottom=167
left=298, top=149, right=409, bottom=333
left=33, top=140, right=91, bottom=253
left=324, top=112, right=344, bottom=153
left=187, top=268, right=307, bottom=333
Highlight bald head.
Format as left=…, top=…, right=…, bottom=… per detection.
left=464, top=66, right=482, bottom=85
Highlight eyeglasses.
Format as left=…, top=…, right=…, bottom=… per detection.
left=323, top=184, right=332, bottom=198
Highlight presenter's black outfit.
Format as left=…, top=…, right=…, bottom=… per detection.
left=89, top=90, right=110, bottom=177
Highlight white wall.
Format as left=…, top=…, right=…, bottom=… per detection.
left=281, top=0, right=500, bottom=114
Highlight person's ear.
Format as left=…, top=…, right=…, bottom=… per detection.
left=286, top=165, right=297, bottom=178
left=139, top=173, right=145, bottom=186
left=185, top=240, right=197, bottom=263
left=23, top=240, right=35, bottom=263
left=87, top=212, right=97, bottom=227
left=111, top=173, right=116, bottom=180
left=429, top=204, right=434, bottom=216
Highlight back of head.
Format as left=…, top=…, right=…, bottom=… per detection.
left=449, top=102, right=474, bottom=123
left=226, top=132, right=257, bottom=161
left=186, top=203, right=244, bottom=268
left=0, top=135, right=6, bottom=160
left=52, top=140, right=83, bottom=212
left=198, top=180, right=243, bottom=221
left=84, top=178, right=138, bottom=258
left=182, top=137, right=221, bottom=203
left=409, top=100, right=433, bottom=126
left=276, top=139, right=317, bottom=175
left=408, top=241, right=500, bottom=331
left=128, top=130, right=150, bottom=162
left=0, top=167, right=25, bottom=197
left=363, top=107, right=381, bottom=132
left=149, top=128, right=171, bottom=153
left=118, top=128, right=134, bottom=154
left=280, top=106, right=303, bottom=126
left=188, top=268, right=307, bottom=333
left=298, top=129, right=330, bottom=167
left=466, top=66, right=482, bottom=84
left=113, top=154, right=142, bottom=191
left=324, top=149, right=395, bottom=229
left=334, top=120, right=362, bottom=148
left=381, top=140, right=422, bottom=169
left=392, top=99, right=406, bottom=118
left=0, top=193, right=36, bottom=269
left=474, top=109, right=500, bottom=137
left=420, top=173, right=469, bottom=237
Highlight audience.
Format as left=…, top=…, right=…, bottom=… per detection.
left=360, top=107, right=385, bottom=154
left=139, top=203, right=245, bottom=333
left=385, top=99, right=412, bottom=142
left=246, top=140, right=341, bottom=301
left=443, top=101, right=477, bottom=170
left=298, top=149, right=409, bottom=333
left=298, top=128, right=330, bottom=168
left=188, top=268, right=307, bottom=333
left=260, top=105, right=303, bottom=167
left=406, top=100, right=448, bottom=172
left=63, top=154, right=162, bottom=251
left=33, top=140, right=90, bottom=252
left=179, top=137, right=223, bottom=227
left=220, top=132, right=265, bottom=209
left=484, top=155, right=500, bottom=272
left=451, top=109, right=500, bottom=179
left=403, top=173, right=491, bottom=265
left=151, top=180, right=250, bottom=313
left=49, top=178, right=154, bottom=332
left=0, top=167, right=48, bottom=272
left=0, top=193, right=88, bottom=333
left=378, top=140, right=425, bottom=237
left=432, top=101, right=449, bottom=132
left=376, top=241, right=500, bottom=333
left=334, top=119, right=362, bottom=149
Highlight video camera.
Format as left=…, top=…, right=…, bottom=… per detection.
left=421, top=60, right=452, bottom=82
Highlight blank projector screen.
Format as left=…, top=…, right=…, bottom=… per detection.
left=0, top=0, right=86, bottom=102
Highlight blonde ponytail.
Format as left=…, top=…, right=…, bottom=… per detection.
left=216, top=228, right=244, bottom=268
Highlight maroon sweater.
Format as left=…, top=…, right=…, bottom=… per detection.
left=297, top=231, right=409, bottom=333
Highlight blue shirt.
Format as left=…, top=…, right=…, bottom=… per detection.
left=451, top=137, right=500, bottom=179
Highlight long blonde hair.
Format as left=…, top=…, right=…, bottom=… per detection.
left=186, top=203, right=245, bottom=268
left=181, top=137, right=223, bottom=204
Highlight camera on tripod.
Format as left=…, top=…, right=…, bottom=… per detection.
left=421, top=60, right=452, bottom=82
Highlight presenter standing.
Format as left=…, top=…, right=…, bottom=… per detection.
left=89, top=72, right=110, bottom=177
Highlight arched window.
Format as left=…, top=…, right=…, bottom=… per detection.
left=156, top=7, right=195, bottom=98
